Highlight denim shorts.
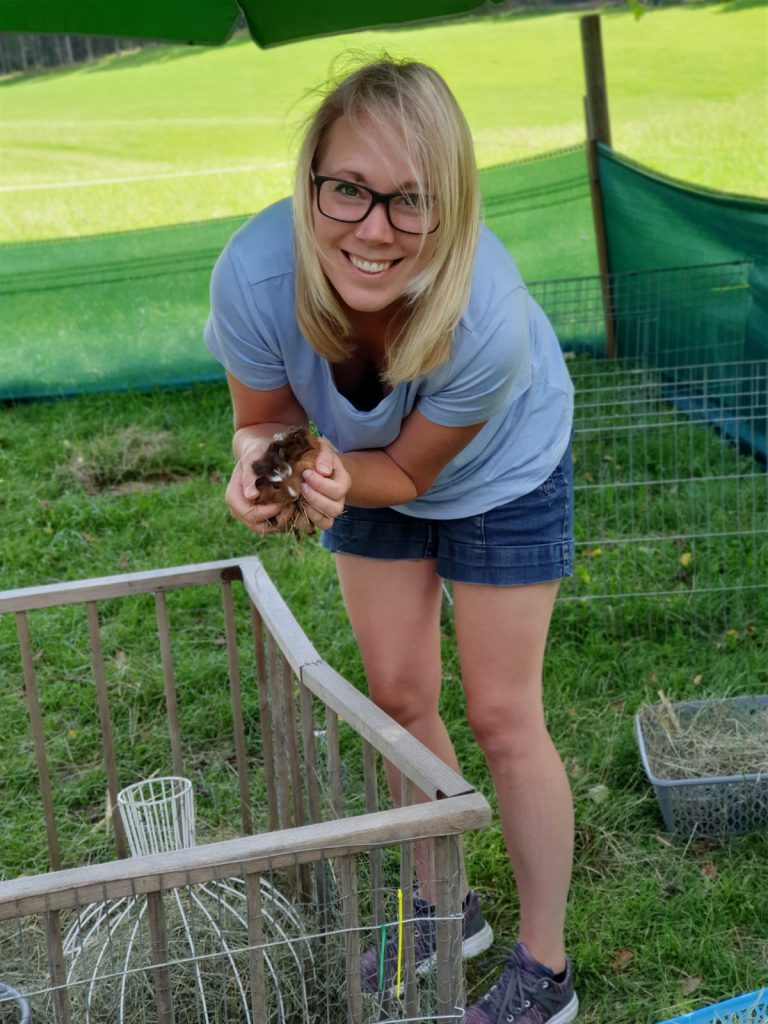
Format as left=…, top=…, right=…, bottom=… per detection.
left=321, top=445, right=574, bottom=586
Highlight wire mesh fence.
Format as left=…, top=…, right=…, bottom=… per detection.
left=2, top=261, right=766, bottom=1017
left=0, top=560, right=488, bottom=1023
left=1, top=843, right=466, bottom=1024
left=529, top=262, right=767, bottom=637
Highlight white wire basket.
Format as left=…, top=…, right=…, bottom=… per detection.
left=117, top=776, right=196, bottom=856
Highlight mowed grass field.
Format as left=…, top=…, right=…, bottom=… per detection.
left=1, top=2, right=766, bottom=242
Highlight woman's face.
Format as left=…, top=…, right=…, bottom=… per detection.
left=311, top=114, right=439, bottom=318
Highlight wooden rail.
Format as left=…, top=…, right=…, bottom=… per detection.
left=1, top=557, right=491, bottom=1021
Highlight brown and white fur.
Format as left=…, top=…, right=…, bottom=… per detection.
left=250, top=425, right=321, bottom=535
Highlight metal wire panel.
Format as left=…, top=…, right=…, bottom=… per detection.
left=530, top=264, right=767, bottom=633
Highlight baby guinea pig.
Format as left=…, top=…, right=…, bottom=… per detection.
left=250, top=425, right=322, bottom=534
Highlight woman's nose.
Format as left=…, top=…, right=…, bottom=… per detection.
left=355, top=200, right=395, bottom=243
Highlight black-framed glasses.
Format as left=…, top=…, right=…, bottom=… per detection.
left=312, top=175, right=439, bottom=235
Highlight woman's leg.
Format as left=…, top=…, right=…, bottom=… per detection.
left=452, top=579, right=573, bottom=974
left=334, top=553, right=461, bottom=900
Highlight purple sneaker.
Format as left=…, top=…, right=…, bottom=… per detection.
left=465, top=942, right=578, bottom=1024
left=360, top=890, right=494, bottom=996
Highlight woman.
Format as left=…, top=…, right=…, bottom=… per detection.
left=205, top=58, right=578, bottom=1024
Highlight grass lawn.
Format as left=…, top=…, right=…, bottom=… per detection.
left=1, top=4, right=767, bottom=1022
left=1, top=3, right=766, bottom=241
left=1, top=385, right=766, bottom=1023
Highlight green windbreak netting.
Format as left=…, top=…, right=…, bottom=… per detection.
left=0, top=149, right=596, bottom=401
left=480, top=146, right=597, bottom=282
left=0, top=217, right=242, bottom=400
left=598, top=144, right=768, bottom=366
left=1, top=145, right=766, bottom=409
left=597, top=145, right=767, bottom=459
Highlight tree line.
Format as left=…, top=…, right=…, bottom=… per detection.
left=0, top=34, right=154, bottom=76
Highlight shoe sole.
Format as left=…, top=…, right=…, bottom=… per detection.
left=548, top=993, right=579, bottom=1023
left=416, top=920, right=495, bottom=975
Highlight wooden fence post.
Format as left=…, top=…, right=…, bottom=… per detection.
left=581, top=13, right=617, bottom=358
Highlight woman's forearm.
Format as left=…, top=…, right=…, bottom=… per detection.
left=338, top=449, right=420, bottom=508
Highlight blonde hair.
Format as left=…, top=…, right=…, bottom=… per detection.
left=293, top=57, right=479, bottom=385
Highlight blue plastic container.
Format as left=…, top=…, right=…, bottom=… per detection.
left=657, top=989, right=768, bottom=1024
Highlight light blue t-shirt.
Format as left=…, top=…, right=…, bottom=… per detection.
left=205, top=197, right=573, bottom=520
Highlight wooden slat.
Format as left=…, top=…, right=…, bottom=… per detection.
left=400, top=779, right=418, bottom=1017
left=434, top=834, right=465, bottom=1016
left=282, top=660, right=312, bottom=897
left=155, top=590, right=183, bottom=777
left=299, top=682, right=322, bottom=825
left=222, top=581, right=252, bottom=834
left=15, top=611, right=61, bottom=870
left=0, top=558, right=248, bottom=613
left=252, top=606, right=279, bottom=833
left=86, top=602, right=127, bottom=859
left=362, top=739, right=385, bottom=971
left=45, top=909, right=70, bottom=1024
left=283, top=660, right=304, bottom=828
left=301, top=661, right=472, bottom=801
left=1, top=793, right=491, bottom=918
left=147, top=889, right=174, bottom=1024
left=299, top=682, right=328, bottom=919
left=245, top=872, right=268, bottom=1023
left=326, top=707, right=343, bottom=820
left=270, top=638, right=292, bottom=831
left=339, top=854, right=362, bottom=1023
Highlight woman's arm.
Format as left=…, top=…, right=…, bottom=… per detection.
left=302, top=408, right=486, bottom=509
left=225, top=372, right=349, bottom=534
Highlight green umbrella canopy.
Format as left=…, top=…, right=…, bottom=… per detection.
left=1, top=0, right=503, bottom=48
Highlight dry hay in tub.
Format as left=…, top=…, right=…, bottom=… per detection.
left=639, top=694, right=768, bottom=781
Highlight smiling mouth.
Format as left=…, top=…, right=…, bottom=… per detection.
left=345, top=251, right=402, bottom=275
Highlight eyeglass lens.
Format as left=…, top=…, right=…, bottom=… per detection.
left=317, top=178, right=437, bottom=234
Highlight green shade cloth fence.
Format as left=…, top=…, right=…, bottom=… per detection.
left=598, top=144, right=768, bottom=367
left=1, top=144, right=766, bottom=456
left=597, top=145, right=767, bottom=459
left=0, top=148, right=595, bottom=400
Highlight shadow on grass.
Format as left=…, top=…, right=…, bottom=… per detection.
left=79, top=37, right=250, bottom=76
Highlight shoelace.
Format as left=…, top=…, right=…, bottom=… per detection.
left=476, top=948, right=545, bottom=1023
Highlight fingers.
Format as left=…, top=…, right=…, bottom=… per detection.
left=300, top=450, right=350, bottom=530
left=225, top=434, right=350, bottom=536
left=225, top=462, right=284, bottom=535
left=313, top=436, right=336, bottom=477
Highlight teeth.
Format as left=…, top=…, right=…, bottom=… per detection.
left=349, top=254, right=392, bottom=273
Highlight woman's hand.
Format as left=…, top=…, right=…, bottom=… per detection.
left=226, top=437, right=283, bottom=535
left=299, top=438, right=351, bottom=531
left=226, top=435, right=350, bottom=536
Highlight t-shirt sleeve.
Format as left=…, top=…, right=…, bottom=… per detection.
left=204, top=242, right=289, bottom=391
left=417, top=286, right=532, bottom=427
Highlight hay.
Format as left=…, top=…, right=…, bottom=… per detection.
left=639, top=694, right=768, bottom=781
left=62, top=878, right=318, bottom=1024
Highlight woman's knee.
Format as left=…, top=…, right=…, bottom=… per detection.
left=368, top=671, right=440, bottom=728
left=465, top=691, right=547, bottom=759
